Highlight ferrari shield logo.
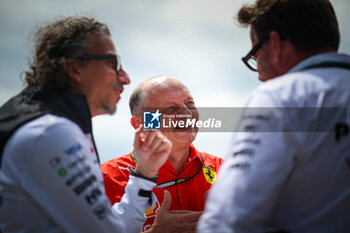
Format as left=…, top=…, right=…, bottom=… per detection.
left=202, top=166, right=216, bottom=184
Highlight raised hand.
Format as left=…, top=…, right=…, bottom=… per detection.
left=133, top=125, right=172, bottom=178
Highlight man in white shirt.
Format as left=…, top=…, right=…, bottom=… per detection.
left=198, top=0, right=350, bottom=232
left=0, top=16, right=171, bottom=233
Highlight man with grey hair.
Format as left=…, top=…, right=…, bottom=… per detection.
left=101, top=76, right=223, bottom=233
left=0, top=16, right=172, bottom=233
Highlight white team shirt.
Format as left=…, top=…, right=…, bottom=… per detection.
left=0, top=114, right=156, bottom=233
left=198, top=53, right=350, bottom=233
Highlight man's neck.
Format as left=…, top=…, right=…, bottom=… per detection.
left=168, top=144, right=191, bottom=175
left=283, top=47, right=336, bottom=74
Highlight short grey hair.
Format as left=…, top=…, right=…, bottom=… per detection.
left=129, top=85, right=145, bottom=116
left=129, top=76, right=170, bottom=116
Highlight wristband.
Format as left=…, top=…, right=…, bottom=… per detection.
left=129, top=167, right=158, bottom=183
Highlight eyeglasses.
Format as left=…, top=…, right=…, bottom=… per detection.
left=241, top=34, right=269, bottom=72
left=72, top=54, right=122, bottom=72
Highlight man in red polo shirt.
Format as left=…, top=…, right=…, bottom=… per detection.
left=101, top=76, right=223, bottom=232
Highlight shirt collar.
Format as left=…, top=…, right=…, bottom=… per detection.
left=289, top=52, right=350, bottom=73
left=161, top=144, right=203, bottom=174
left=188, top=144, right=202, bottom=162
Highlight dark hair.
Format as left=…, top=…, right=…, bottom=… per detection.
left=237, top=0, right=340, bottom=52
left=25, top=16, right=110, bottom=92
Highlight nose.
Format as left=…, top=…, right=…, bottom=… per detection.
left=178, top=104, right=194, bottom=117
left=183, top=104, right=199, bottom=120
left=117, top=68, right=130, bottom=85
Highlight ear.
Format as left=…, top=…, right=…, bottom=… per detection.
left=64, top=59, right=83, bottom=83
left=131, top=115, right=142, bottom=129
left=269, top=31, right=284, bottom=64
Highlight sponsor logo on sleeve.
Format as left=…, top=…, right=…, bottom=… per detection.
left=65, top=166, right=91, bottom=186
left=233, top=148, right=255, bottom=158
left=142, top=197, right=160, bottom=231
left=92, top=199, right=111, bottom=220
left=49, top=157, right=61, bottom=168
left=145, top=199, right=160, bottom=217
left=335, top=122, right=349, bottom=142
left=57, top=167, right=68, bottom=178
left=230, top=162, right=251, bottom=170
left=67, top=156, right=86, bottom=169
left=85, top=187, right=102, bottom=205
left=73, top=175, right=96, bottom=195
left=64, top=143, right=82, bottom=156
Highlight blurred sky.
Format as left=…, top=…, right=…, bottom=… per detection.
left=1, top=0, right=349, bottom=163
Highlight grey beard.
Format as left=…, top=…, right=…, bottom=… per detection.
left=103, top=104, right=117, bottom=115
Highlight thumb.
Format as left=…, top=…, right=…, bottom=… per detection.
left=159, top=190, right=172, bottom=211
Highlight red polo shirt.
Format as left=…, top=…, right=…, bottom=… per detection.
left=101, top=144, right=223, bottom=231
